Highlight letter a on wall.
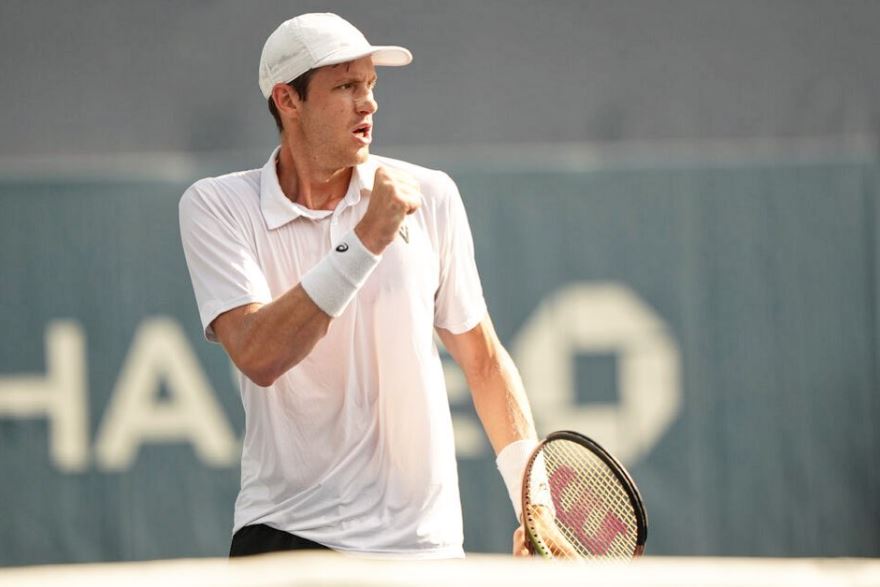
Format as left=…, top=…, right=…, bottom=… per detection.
left=94, top=317, right=238, bottom=471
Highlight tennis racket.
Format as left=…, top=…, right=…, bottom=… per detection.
left=521, top=430, right=647, bottom=560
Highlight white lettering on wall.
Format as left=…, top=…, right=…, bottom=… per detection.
left=93, top=318, right=238, bottom=470
left=0, top=321, right=89, bottom=472
left=3, top=282, right=679, bottom=471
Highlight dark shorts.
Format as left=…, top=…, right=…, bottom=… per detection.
left=229, top=524, right=331, bottom=557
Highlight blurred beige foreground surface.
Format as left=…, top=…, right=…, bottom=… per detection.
left=1, top=553, right=879, bottom=587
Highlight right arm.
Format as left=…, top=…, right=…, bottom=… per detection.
left=211, top=288, right=330, bottom=388
left=212, top=165, right=420, bottom=387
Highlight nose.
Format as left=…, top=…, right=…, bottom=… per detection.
left=357, top=88, right=378, bottom=115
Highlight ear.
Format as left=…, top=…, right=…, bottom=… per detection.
left=271, top=84, right=302, bottom=121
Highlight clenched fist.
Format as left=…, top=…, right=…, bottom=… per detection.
left=355, top=166, right=421, bottom=255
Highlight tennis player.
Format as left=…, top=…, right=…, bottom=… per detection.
left=179, top=12, right=536, bottom=559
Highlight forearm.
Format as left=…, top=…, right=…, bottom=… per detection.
left=467, top=344, right=537, bottom=455
left=217, top=226, right=383, bottom=386
left=221, top=285, right=332, bottom=386
left=468, top=343, right=539, bottom=523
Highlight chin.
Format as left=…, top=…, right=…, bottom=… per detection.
left=353, top=148, right=370, bottom=164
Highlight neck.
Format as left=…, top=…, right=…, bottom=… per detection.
left=276, top=136, right=354, bottom=211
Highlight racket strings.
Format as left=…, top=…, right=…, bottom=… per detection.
left=552, top=441, right=638, bottom=543
left=549, top=440, right=637, bottom=556
left=528, top=439, right=638, bottom=559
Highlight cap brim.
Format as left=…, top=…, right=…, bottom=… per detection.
left=369, top=46, right=413, bottom=66
left=317, top=45, right=412, bottom=69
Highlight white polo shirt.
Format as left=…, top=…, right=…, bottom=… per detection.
left=178, top=147, right=487, bottom=558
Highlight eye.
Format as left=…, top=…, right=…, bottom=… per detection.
left=338, top=82, right=353, bottom=90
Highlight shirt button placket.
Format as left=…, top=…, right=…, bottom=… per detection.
left=329, top=214, right=340, bottom=245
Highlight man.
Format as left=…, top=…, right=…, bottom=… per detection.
left=179, top=12, right=536, bottom=559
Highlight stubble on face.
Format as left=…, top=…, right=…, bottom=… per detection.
left=295, top=57, right=377, bottom=174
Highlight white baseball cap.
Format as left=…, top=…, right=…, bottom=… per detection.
left=258, top=13, right=413, bottom=99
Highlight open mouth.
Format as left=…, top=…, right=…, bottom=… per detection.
left=352, top=123, right=372, bottom=141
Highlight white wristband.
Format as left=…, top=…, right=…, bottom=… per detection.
left=496, top=438, right=538, bottom=521
left=300, top=229, right=381, bottom=317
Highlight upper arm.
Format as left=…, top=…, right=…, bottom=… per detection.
left=178, top=183, right=272, bottom=342
left=437, top=314, right=501, bottom=381
left=432, top=174, right=487, bottom=334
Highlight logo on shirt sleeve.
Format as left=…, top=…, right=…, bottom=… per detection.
left=335, top=243, right=349, bottom=253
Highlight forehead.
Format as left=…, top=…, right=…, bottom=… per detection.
left=316, top=56, right=377, bottom=81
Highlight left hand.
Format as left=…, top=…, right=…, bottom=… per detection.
left=513, top=525, right=530, bottom=557
left=521, top=504, right=581, bottom=559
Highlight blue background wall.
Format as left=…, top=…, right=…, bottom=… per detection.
left=2, top=0, right=879, bottom=566
left=1, top=153, right=878, bottom=564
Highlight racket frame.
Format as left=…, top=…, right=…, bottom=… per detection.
left=521, top=430, right=648, bottom=559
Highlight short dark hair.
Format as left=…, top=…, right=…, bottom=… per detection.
left=267, top=68, right=317, bottom=133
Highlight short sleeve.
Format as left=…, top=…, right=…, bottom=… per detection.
left=179, top=181, right=272, bottom=342
left=433, top=175, right=488, bottom=334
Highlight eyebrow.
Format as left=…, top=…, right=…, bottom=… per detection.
left=334, top=74, right=378, bottom=85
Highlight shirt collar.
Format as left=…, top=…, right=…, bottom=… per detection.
left=260, top=146, right=379, bottom=230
